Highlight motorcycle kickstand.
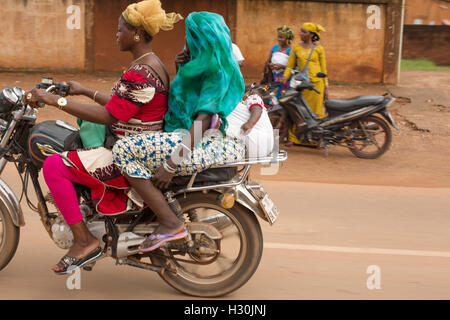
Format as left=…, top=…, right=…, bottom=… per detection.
left=324, top=144, right=329, bottom=159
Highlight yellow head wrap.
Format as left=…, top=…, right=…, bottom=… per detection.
left=122, top=0, right=183, bottom=36
left=302, top=22, right=326, bottom=35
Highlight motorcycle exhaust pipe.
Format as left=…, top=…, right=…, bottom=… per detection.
left=319, top=106, right=377, bottom=127
left=116, top=222, right=223, bottom=258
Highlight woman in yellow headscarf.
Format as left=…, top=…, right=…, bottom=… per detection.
left=282, top=22, right=329, bottom=146
left=26, top=0, right=183, bottom=274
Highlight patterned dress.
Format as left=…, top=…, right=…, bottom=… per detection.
left=270, top=44, right=292, bottom=97
left=112, top=131, right=245, bottom=180
left=60, top=64, right=168, bottom=215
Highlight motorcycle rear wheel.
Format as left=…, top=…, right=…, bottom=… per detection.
left=0, top=204, right=20, bottom=271
left=348, top=115, right=392, bottom=159
left=268, top=111, right=288, bottom=142
left=150, top=192, right=264, bottom=297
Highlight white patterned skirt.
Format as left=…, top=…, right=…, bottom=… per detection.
left=112, top=131, right=245, bottom=180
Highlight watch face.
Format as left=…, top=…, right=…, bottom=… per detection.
left=58, top=97, right=67, bottom=106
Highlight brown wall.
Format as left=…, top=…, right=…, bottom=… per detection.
left=402, top=25, right=450, bottom=64
left=0, top=0, right=86, bottom=70
left=91, top=0, right=229, bottom=74
left=0, top=0, right=404, bottom=84
left=236, top=0, right=388, bottom=83
left=404, top=0, right=450, bottom=25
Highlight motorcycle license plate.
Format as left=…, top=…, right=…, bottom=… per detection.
left=259, top=194, right=280, bottom=225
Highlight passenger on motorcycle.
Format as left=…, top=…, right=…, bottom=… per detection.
left=111, top=12, right=274, bottom=252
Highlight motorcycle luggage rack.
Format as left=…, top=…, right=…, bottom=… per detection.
left=181, top=150, right=288, bottom=193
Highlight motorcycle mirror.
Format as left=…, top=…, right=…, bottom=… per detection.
left=42, top=77, right=53, bottom=85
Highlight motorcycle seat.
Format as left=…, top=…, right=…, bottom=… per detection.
left=325, top=96, right=384, bottom=112
left=74, top=167, right=238, bottom=203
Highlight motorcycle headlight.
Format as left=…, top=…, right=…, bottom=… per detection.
left=0, top=88, right=18, bottom=114
left=13, top=87, right=25, bottom=101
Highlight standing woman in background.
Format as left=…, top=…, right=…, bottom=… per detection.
left=282, top=22, right=328, bottom=147
left=262, top=25, right=294, bottom=97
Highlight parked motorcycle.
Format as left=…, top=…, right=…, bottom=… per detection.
left=263, top=70, right=398, bottom=159
left=0, top=79, right=287, bottom=297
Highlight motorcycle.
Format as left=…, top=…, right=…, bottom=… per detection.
left=262, top=69, right=399, bottom=159
left=0, top=79, right=287, bottom=297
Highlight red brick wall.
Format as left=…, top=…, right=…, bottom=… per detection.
left=402, top=25, right=450, bottom=65
left=92, top=0, right=228, bottom=74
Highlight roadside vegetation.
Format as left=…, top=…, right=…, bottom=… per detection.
left=401, top=59, right=450, bottom=71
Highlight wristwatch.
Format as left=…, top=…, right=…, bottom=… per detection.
left=57, top=97, right=68, bottom=110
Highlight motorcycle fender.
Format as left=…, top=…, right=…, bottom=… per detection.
left=234, top=184, right=269, bottom=223
left=0, top=178, right=24, bottom=227
left=378, top=109, right=400, bottom=131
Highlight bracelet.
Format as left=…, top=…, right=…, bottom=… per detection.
left=93, top=91, right=99, bottom=102
left=163, top=161, right=177, bottom=174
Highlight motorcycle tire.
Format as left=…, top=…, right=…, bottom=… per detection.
left=348, top=115, right=392, bottom=159
left=268, top=111, right=288, bottom=141
left=0, top=203, right=20, bottom=271
left=150, top=192, right=264, bottom=297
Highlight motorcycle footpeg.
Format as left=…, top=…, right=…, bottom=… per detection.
left=83, top=261, right=96, bottom=271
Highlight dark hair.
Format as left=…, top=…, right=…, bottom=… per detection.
left=311, top=32, right=320, bottom=42
left=142, top=32, right=153, bottom=43
left=122, top=16, right=153, bottom=43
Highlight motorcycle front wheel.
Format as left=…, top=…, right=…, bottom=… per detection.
left=150, top=192, right=264, bottom=297
left=348, top=115, right=392, bottom=159
left=0, top=203, right=20, bottom=271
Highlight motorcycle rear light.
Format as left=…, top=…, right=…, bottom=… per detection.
left=218, top=192, right=235, bottom=209
left=386, top=97, right=395, bottom=108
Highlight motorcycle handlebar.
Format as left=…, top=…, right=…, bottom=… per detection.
left=36, top=81, right=70, bottom=97
left=34, top=81, right=70, bottom=108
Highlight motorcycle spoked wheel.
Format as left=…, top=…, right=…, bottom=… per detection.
left=0, top=203, right=20, bottom=271
left=149, top=192, right=264, bottom=298
left=348, top=115, right=392, bottom=159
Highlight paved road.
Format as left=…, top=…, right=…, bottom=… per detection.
left=0, top=167, right=449, bottom=299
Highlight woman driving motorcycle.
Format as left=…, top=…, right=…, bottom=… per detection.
left=25, top=0, right=183, bottom=274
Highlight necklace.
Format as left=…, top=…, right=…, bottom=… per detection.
left=132, top=52, right=153, bottom=64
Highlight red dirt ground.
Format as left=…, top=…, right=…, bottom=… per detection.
left=1, top=70, right=448, bottom=188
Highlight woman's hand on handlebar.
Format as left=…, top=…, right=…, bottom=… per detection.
left=25, top=88, right=57, bottom=108
left=67, top=81, right=86, bottom=96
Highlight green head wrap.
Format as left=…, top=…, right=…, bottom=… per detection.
left=277, top=25, right=294, bottom=44
left=165, top=12, right=244, bottom=132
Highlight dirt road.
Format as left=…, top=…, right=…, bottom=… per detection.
left=0, top=181, right=449, bottom=299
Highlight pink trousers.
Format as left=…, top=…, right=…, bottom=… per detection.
left=42, top=154, right=85, bottom=225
